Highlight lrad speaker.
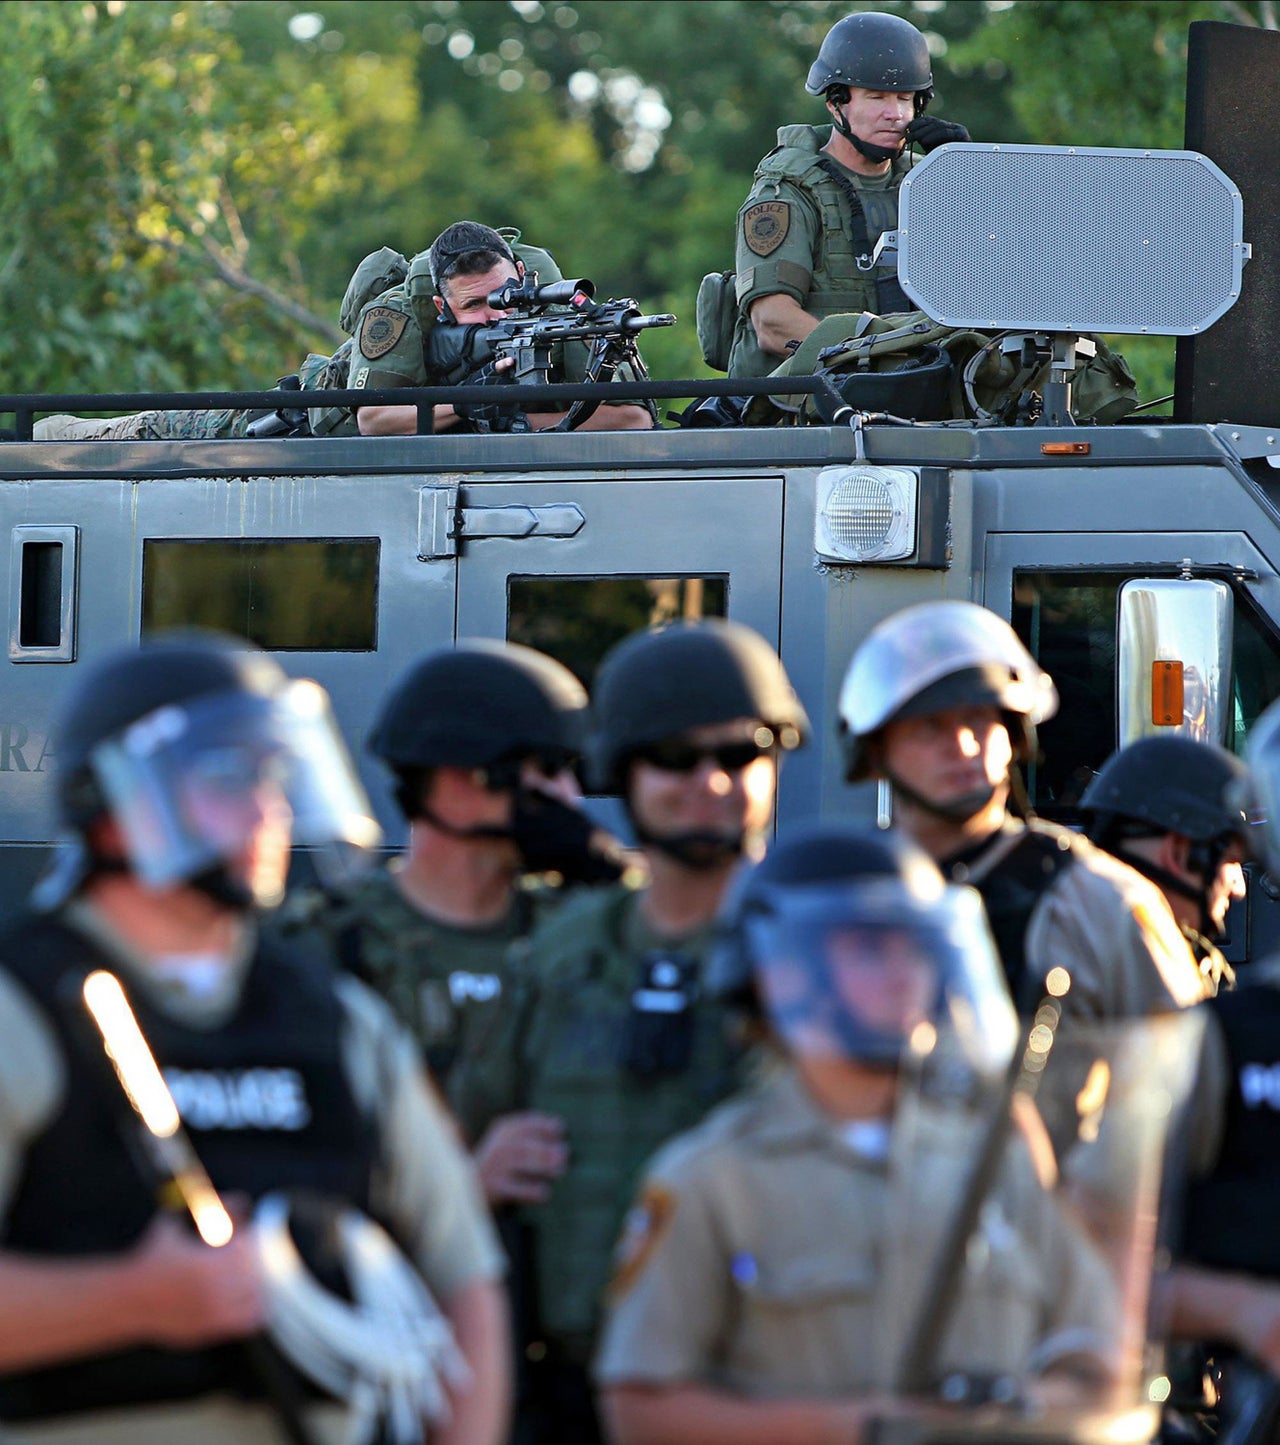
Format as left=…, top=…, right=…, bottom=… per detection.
left=890, top=143, right=1247, bottom=338
left=1176, top=20, right=1280, bottom=425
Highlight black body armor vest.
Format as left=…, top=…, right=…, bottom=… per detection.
left=1181, top=981, right=1280, bottom=1276
left=0, top=913, right=377, bottom=1421
left=946, top=820, right=1076, bottom=1010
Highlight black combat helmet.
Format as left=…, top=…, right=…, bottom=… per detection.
left=1081, top=734, right=1254, bottom=941
left=806, top=11, right=933, bottom=101
left=586, top=619, right=810, bottom=795
left=367, top=639, right=589, bottom=822
left=706, top=821, right=1015, bottom=1074
left=1080, top=735, right=1252, bottom=847
left=45, top=629, right=377, bottom=909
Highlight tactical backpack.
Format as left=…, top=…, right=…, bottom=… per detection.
left=745, top=309, right=1140, bottom=426
left=696, top=271, right=737, bottom=372
left=339, top=247, right=410, bottom=337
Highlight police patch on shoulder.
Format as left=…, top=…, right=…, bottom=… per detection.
left=743, top=201, right=791, bottom=257
left=358, top=305, right=409, bottom=360
left=607, top=1183, right=676, bottom=1299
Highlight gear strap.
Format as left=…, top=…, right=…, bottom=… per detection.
left=814, top=156, right=913, bottom=315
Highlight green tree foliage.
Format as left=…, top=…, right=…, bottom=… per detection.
left=0, top=0, right=345, bottom=392
left=0, top=0, right=1274, bottom=400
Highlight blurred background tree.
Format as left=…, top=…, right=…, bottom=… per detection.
left=0, top=0, right=1274, bottom=401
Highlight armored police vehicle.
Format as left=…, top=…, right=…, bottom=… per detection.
left=1, top=21, right=1278, bottom=957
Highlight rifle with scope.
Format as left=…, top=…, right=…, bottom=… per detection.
left=425, top=276, right=675, bottom=432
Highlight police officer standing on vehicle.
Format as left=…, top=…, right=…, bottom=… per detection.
left=451, top=618, right=809, bottom=1445
left=294, top=639, right=628, bottom=1207
left=0, top=632, right=509, bottom=1445
left=839, top=600, right=1208, bottom=1016
left=1078, top=735, right=1251, bottom=997
left=596, top=823, right=1131, bottom=1445
left=727, top=10, right=970, bottom=378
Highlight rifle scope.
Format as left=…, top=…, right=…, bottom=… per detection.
left=487, top=277, right=596, bottom=310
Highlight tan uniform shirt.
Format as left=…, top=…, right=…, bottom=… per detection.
left=595, top=1065, right=1117, bottom=1398
left=0, top=903, right=503, bottom=1445
left=957, top=823, right=1210, bottom=1018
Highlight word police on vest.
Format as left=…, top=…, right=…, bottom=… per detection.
left=165, top=1067, right=312, bottom=1131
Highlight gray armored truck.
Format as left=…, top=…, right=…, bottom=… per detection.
left=2, top=20, right=1279, bottom=956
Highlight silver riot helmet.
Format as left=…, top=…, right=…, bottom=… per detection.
left=1244, top=698, right=1280, bottom=872
left=708, top=823, right=1017, bottom=1078
left=838, top=600, right=1058, bottom=815
left=47, top=632, right=380, bottom=910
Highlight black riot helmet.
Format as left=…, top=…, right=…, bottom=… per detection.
left=1081, top=736, right=1252, bottom=849
left=1080, top=735, right=1253, bottom=937
left=706, top=822, right=1015, bottom=1075
left=807, top=11, right=933, bottom=103
left=586, top=619, right=810, bottom=795
left=44, top=630, right=378, bottom=910
left=367, top=640, right=588, bottom=814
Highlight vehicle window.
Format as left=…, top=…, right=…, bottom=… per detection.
left=142, top=539, right=379, bottom=651
left=506, top=576, right=727, bottom=688
left=1012, top=571, right=1280, bottom=811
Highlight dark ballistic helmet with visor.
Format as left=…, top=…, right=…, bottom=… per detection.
left=47, top=630, right=379, bottom=908
left=707, top=822, right=1016, bottom=1076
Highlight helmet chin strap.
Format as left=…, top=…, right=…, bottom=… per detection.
left=1114, top=846, right=1223, bottom=943
left=829, top=101, right=903, bottom=165
left=884, top=768, right=1001, bottom=825
left=630, top=816, right=746, bottom=873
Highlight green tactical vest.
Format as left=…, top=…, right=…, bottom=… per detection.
left=518, top=883, right=744, bottom=1354
left=729, top=125, right=908, bottom=378
left=274, top=871, right=551, bottom=1084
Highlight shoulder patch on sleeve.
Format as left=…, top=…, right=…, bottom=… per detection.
left=743, top=201, right=791, bottom=257
left=358, top=305, right=410, bottom=360
left=608, top=1182, right=676, bottom=1299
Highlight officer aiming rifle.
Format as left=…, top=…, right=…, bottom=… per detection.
left=426, top=276, right=674, bottom=433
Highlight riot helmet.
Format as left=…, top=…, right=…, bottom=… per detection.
left=839, top=601, right=1058, bottom=817
left=707, top=822, right=1016, bottom=1076
left=369, top=639, right=587, bottom=793
left=588, top=619, right=809, bottom=794
left=588, top=619, right=809, bottom=870
left=47, top=631, right=379, bottom=910
left=1081, top=736, right=1251, bottom=848
left=1248, top=702, right=1280, bottom=873
left=807, top=11, right=933, bottom=164
left=367, top=640, right=626, bottom=883
left=1081, top=734, right=1253, bottom=940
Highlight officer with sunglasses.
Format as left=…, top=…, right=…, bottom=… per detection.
left=451, top=618, right=809, bottom=1445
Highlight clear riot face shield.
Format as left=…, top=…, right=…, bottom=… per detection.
left=748, top=877, right=1020, bottom=1079
left=89, top=680, right=381, bottom=907
left=868, top=1009, right=1206, bottom=1445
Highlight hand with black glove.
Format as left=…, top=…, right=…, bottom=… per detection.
left=905, top=115, right=971, bottom=153
left=510, top=788, right=633, bottom=885
left=452, top=362, right=529, bottom=433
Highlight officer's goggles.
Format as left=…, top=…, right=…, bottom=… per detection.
left=479, top=747, right=580, bottom=793
left=633, top=730, right=776, bottom=775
